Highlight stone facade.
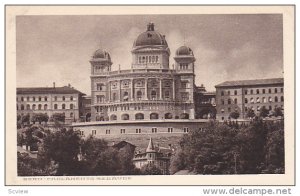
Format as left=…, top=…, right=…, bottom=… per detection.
left=215, top=78, right=284, bottom=120
left=90, top=23, right=196, bottom=123
left=16, top=84, right=85, bottom=124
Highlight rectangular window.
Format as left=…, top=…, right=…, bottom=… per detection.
left=106, top=130, right=110, bottom=134
left=183, top=127, right=189, bottom=133
left=263, top=89, right=266, bottom=94
left=120, top=129, right=125, bottom=134
left=281, top=88, right=283, bottom=93
left=92, top=130, right=97, bottom=135
left=245, top=90, right=248, bottom=95
left=97, top=95, right=105, bottom=103
left=136, top=128, right=141, bottom=133
left=181, top=81, right=189, bottom=88
left=152, top=128, right=157, bottom=133
left=181, top=92, right=189, bottom=101
left=168, top=127, right=173, bottom=133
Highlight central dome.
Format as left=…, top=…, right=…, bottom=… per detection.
left=133, top=23, right=168, bottom=47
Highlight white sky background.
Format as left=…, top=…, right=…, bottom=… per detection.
left=16, top=14, right=283, bottom=94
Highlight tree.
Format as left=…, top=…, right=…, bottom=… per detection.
left=274, top=107, right=283, bottom=117
left=51, top=113, right=65, bottom=123
left=40, top=128, right=81, bottom=175
left=170, top=149, right=187, bottom=174
left=259, top=107, right=269, bottom=118
left=246, top=109, right=256, bottom=119
left=31, top=113, right=49, bottom=124
left=229, top=111, right=240, bottom=119
left=141, top=164, right=163, bottom=175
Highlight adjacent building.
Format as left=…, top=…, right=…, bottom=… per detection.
left=215, top=78, right=284, bottom=120
left=17, top=84, right=86, bottom=124
left=133, top=138, right=172, bottom=175
left=194, top=85, right=216, bottom=119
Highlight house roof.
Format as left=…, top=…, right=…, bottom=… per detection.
left=17, top=86, right=86, bottom=95
left=215, top=78, right=283, bottom=88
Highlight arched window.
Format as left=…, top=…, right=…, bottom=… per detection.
left=234, top=98, right=237, bottom=104
left=38, top=104, right=42, bottom=110
left=110, top=114, right=117, bottom=121
left=70, top=104, right=74, bottom=109
left=135, top=113, right=144, bottom=120
left=150, top=113, right=159, bottom=119
left=44, top=104, right=48, bottom=110
left=62, top=96, right=65, bottom=101
left=33, top=97, right=36, bottom=101
left=121, top=114, right=129, bottom=120
left=44, top=96, right=48, bottom=101
left=275, top=96, right=278, bottom=102
left=165, top=113, right=172, bottom=119
left=256, top=97, right=260, bottom=103
left=164, top=91, right=170, bottom=99
left=26, top=104, right=30, bottom=110
left=269, top=97, right=272, bottom=102
left=244, top=98, right=248, bottom=104
left=263, top=97, right=267, bottom=103
left=21, top=104, right=24, bottom=110
left=112, top=93, right=117, bottom=101
left=32, top=104, right=36, bottom=110
left=62, top=104, right=66, bottom=109
left=180, top=113, right=189, bottom=119
left=70, top=113, right=73, bottom=118
left=39, top=96, right=42, bottom=101
left=123, top=91, right=129, bottom=101
left=21, top=97, right=24, bottom=101
left=151, top=91, right=157, bottom=100
left=54, top=104, right=58, bottom=109
left=256, top=89, right=260, bottom=94
left=70, top=96, right=73, bottom=101
left=228, top=99, right=231, bottom=105
left=275, top=88, right=278, bottom=93
left=137, top=91, right=142, bottom=100
left=281, top=96, right=284, bottom=102
left=234, top=90, right=237, bottom=95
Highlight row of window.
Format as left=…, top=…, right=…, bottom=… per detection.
left=91, top=127, right=188, bottom=135
left=221, top=96, right=284, bottom=105
left=17, top=96, right=75, bottom=102
left=17, top=103, right=76, bottom=110
left=138, top=55, right=159, bottom=64
left=95, top=112, right=189, bottom=121
left=220, top=105, right=283, bottom=113
left=221, top=88, right=283, bottom=96
left=179, top=63, right=189, bottom=70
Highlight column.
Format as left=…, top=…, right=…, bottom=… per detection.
left=108, top=81, right=111, bottom=102
left=131, top=78, right=134, bottom=101
left=119, top=80, right=122, bottom=102
left=145, top=78, right=148, bottom=100
left=172, top=79, right=176, bottom=100
left=159, top=78, right=163, bottom=100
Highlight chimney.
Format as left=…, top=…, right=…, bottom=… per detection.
left=53, top=82, right=55, bottom=88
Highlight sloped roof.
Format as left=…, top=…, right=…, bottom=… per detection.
left=215, top=78, right=283, bottom=88
left=17, top=86, right=85, bottom=95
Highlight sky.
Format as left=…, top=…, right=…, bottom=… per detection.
left=16, top=14, right=283, bottom=94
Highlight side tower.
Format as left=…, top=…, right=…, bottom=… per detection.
left=131, top=22, right=170, bottom=70
left=174, top=46, right=196, bottom=119
left=90, top=49, right=112, bottom=121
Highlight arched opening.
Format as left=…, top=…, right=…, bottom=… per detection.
left=26, top=104, right=30, bottom=110
left=150, top=113, right=159, bottom=119
left=180, top=113, right=189, bottom=119
left=121, top=113, right=129, bottom=120
left=151, top=90, right=157, bottom=100
left=32, top=104, right=36, bottom=110
left=110, top=114, right=117, bottom=121
left=135, top=113, right=144, bottom=120
left=38, top=104, right=42, bottom=110
left=137, top=91, right=142, bottom=100
left=165, top=113, right=173, bottom=119
left=44, top=104, right=48, bottom=110
left=70, top=104, right=74, bottom=109
left=62, top=104, right=66, bottom=109
left=123, top=91, right=129, bottom=101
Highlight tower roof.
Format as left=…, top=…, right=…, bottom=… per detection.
left=175, top=45, right=194, bottom=56
left=146, top=137, right=156, bottom=153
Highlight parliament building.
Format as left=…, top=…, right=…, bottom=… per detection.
left=73, top=23, right=210, bottom=136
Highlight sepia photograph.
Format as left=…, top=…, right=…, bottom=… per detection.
left=5, top=5, right=295, bottom=185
